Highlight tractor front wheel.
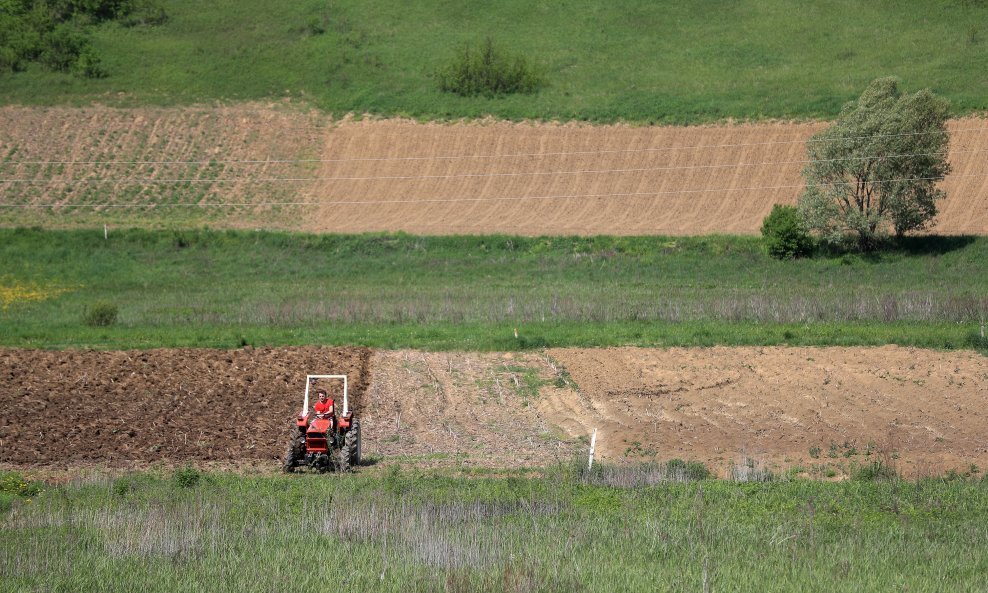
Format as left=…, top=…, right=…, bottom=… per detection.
left=282, top=426, right=304, bottom=473
left=336, top=446, right=351, bottom=473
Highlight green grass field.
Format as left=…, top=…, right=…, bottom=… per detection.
left=1, top=228, right=985, bottom=351
left=3, top=467, right=988, bottom=592
left=1, top=0, right=987, bottom=122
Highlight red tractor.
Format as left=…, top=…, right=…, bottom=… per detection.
left=283, top=374, right=361, bottom=473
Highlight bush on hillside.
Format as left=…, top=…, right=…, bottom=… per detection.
left=74, top=46, right=106, bottom=78
left=761, top=204, right=814, bottom=259
left=437, top=37, right=545, bottom=97
left=38, top=24, right=87, bottom=72
left=0, top=0, right=166, bottom=76
left=84, top=301, right=118, bottom=327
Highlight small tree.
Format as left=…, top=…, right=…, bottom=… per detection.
left=761, top=204, right=813, bottom=259
left=798, top=77, right=951, bottom=250
left=437, top=37, right=544, bottom=97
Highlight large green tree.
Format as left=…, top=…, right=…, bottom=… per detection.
left=798, top=77, right=951, bottom=249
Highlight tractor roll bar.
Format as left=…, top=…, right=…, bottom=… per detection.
left=302, top=374, right=349, bottom=416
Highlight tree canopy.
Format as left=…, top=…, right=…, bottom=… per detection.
left=798, top=77, right=951, bottom=249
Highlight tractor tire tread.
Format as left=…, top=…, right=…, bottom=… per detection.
left=282, top=425, right=304, bottom=473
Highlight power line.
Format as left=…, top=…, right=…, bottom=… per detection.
left=2, top=126, right=981, bottom=166
left=0, top=149, right=972, bottom=185
left=1, top=172, right=980, bottom=209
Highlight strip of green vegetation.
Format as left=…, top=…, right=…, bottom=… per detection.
left=1, top=228, right=985, bottom=351
left=2, top=467, right=987, bottom=592
left=4, top=320, right=985, bottom=352
left=1, top=0, right=987, bottom=122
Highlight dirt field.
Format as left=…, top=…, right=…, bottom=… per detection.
left=546, top=346, right=988, bottom=477
left=3, top=345, right=987, bottom=477
left=0, top=103, right=325, bottom=227
left=0, top=346, right=371, bottom=467
left=0, top=346, right=578, bottom=471
left=303, top=117, right=988, bottom=236
left=2, top=106, right=986, bottom=235
left=357, top=350, right=580, bottom=468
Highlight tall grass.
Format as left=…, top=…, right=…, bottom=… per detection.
left=0, top=0, right=987, bottom=122
left=2, top=469, right=988, bottom=592
left=1, top=228, right=985, bottom=351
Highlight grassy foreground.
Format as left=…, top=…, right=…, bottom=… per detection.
left=3, top=467, right=988, bottom=592
left=1, top=0, right=987, bottom=122
left=0, top=228, right=985, bottom=351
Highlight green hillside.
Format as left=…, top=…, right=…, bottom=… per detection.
left=1, top=0, right=986, bottom=122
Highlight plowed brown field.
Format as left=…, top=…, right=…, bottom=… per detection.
left=0, top=347, right=371, bottom=467
left=3, top=106, right=986, bottom=235
left=3, top=345, right=987, bottom=478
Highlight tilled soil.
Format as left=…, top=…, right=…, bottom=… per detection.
left=0, top=347, right=371, bottom=468
left=3, top=106, right=987, bottom=235
left=546, top=346, right=988, bottom=477
left=358, top=350, right=580, bottom=468
left=4, top=345, right=988, bottom=477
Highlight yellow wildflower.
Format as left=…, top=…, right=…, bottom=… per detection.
left=0, top=277, right=78, bottom=310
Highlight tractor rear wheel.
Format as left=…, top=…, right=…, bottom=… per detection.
left=345, top=420, right=361, bottom=467
left=282, top=426, right=304, bottom=473
left=338, top=421, right=359, bottom=473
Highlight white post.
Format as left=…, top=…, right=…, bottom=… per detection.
left=103, top=224, right=108, bottom=240
left=588, top=428, right=597, bottom=470
left=302, top=379, right=311, bottom=416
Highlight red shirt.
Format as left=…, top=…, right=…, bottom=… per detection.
left=314, top=399, right=334, bottom=415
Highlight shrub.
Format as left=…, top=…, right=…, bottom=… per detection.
left=173, top=466, right=201, bottom=489
left=39, top=24, right=86, bottom=72
left=0, top=45, right=22, bottom=73
left=853, top=461, right=898, bottom=482
left=967, top=327, right=988, bottom=352
left=437, top=37, right=545, bottom=97
left=761, top=204, right=813, bottom=259
left=111, top=477, right=131, bottom=496
left=665, top=458, right=712, bottom=480
left=2, top=0, right=165, bottom=76
left=74, top=46, right=106, bottom=78
left=84, top=301, right=118, bottom=327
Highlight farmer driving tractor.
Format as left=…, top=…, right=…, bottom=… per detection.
left=312, top=388, right=335, bottom=430
left=284, top=374, right=361, bottom=473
